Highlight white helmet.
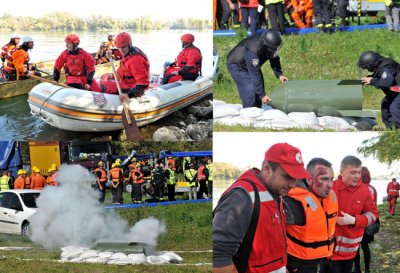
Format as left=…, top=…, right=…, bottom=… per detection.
left=10, top=33, right=21, bottom=39
left=22, top=36, right=34, bottom=43
left=108, top=32, right=115, bottom=36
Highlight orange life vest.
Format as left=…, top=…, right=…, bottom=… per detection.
left=14, top=176, right=25, bottom=189
left=286, top=187, right=338, bottom=260
left=94, top=167, right=107, bottom=183
left=197, top=165, right=207, bottom=180
left=109, top=168, right=121, bottom=182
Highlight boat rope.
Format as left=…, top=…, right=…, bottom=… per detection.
left=38, top=86, right=65, bottom=114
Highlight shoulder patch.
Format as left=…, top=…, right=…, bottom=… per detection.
left=382, top=72, right=387, bottom=79
left=252, top=58, right=259, bottom=67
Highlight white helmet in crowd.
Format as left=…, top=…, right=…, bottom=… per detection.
left=10, top=33, right=21, bottom=39
left=108, top=32, right=115, bottom=36
left=22, top=35, right=34, bottom=43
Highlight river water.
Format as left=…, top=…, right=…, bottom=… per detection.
left=0, top=29, right=213, bottom=140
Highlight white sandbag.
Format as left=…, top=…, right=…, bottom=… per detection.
left=84, top=257, right=109, bottom=264
left=212, top=99, right=226, bottom=106
left=77, top=250, right=99, bottom=261
left=239, top=107, right=264, bottom=118
left=147, top=252, right=183, bottom=264
left=255, top=109, right=292, bottom=121
left=230, top=104, right=243, bottom=110
left=318, top=116, right=356, bottom=131
left=128, top=253, right=148, bottom=264
left=60, top=246, right=88, bottom=261
left=213, top=104, right=240, bottom=118
left=254, top=119, right=297, bottom=130
left=98, top=251, right=114, bottom=258
left=214, top=116, right=255, bottom=127
left=108, top=258, right=135, bottom=265
left=110, top=252, right=128, bottom=260
left=288, top=112, right=320, bottom=126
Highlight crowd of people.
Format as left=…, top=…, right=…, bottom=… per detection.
left=92, top=156, right=213, bottom=205
left=214, top=0, right=400, bottom=34
left=0, top=31, right=203, bottom=102
left=213, top=142, right=390, bottom=273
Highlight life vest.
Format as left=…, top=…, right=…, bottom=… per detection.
left=286, top=187, right=338, bottom=260
left=207, top=163, right=213, bottom=181
left=332, top=176, right=379, bottom=261
left=387, top=181, right=400, bottom=196
left=4, top=47, right=29, bottom=79
left=220, top=169, right=287, bottom=273
left=197, top=165, right=207, bottom=181
left=1, top=43, right=17, bottom=63
left=0, top=176, right=10, bottom=191
left=185, top=169, right=197, bottom=187
left=130, top=167, right=145, bottom=184
left=163, top=66, right=182, bottom=83
left=100, top=73, right=118, bottom=94
left=109, top=168, right=121, bottom=182
left=176, top=45, right=202, bottom=75
left=166, top=168, right=176, bottom=185
left=14, top=176, right=25, bottom=189
left=94, top=167, right=107, bottom=183
left=117, top=46, right=150, bottom=91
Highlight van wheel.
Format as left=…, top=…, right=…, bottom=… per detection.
left=21, top=222, right=32, bottom=236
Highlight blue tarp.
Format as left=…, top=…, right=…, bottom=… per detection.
left=213, top=24, right=388, bottom=37
left=159, top=150, right=213, bottom=159
left=0, top=141, right=22, bottom=177
left=104, top=198, right=211, bottom=209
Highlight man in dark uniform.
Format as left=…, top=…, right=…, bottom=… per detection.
left=226, top=30, right=288, bottom=108
left=358, top=51, right=400, bottom=128
left=152, top=161, right=166, bottom=201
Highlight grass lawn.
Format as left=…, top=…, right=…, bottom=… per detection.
left=0, top=202, right=212, bottom=273
left=214, top=29, right=400, bottom=131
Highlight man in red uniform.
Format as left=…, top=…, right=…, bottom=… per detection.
left=161, top=33, right=202, bottom=84
left=331, top=156, right=379, bottom=273
left=114, top=32, right=150, bottom=103
left=54, top=34, right=100, bottom=91
left=387, top=178, right=399, bottom=215
left=213, top=143, right=311, bottom=273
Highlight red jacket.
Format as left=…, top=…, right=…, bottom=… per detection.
left=117, top=46, right=150, bottom=91
left=332, top=176, right=379, bottom=261
left=54, top=48, right=95, bottom=85
left=239, top=0, right=259, bottom=8
left=223, top=169, right=287, bottom=273
left=387, top=181, right=400, bottom=197
left=176, top=45, right=202, bottom=75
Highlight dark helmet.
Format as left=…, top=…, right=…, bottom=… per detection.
left=357, top=51, right=382, bottom=71
left=262, top=30, right=282, bottom=58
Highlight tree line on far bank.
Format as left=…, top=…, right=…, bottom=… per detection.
left=0, top=12, right=210, bottom=31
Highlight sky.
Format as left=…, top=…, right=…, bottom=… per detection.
left=0, top=0, right=212, bottom=21
left=214, top=132, right=397, bottom=178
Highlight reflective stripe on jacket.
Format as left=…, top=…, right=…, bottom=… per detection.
left=287, top=187, right=338, bottom=259
left=332, top=176, right=379, bottom=260
left=185, top=169, right=197, bottom=187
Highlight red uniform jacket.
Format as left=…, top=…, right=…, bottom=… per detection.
left=176, top=45, right=202, bottom=75
left=223, top=169, right=287, bottom=273
left=332, top=176, right=379, bottom=260
left=117, top=47, right=150, bottom=91
left=54, top=48, right=95, bottom=85
left=387, top=181, right=400, bottom=197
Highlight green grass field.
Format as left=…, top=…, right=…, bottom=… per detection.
left=0, top=202, right=212, bottom=273
left=214, top=29, right=399, bottom=131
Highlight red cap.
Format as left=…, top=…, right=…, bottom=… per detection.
left=265, top=143, right=311, bottom=179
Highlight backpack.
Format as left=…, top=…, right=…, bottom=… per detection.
left=365, top=218, right=380, bottom=236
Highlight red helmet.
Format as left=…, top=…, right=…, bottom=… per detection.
left=115, top=32, right=132, bottom=48
left=65, top=34, right=80, bottom=44
left=181, top=33, right=194, bottom=44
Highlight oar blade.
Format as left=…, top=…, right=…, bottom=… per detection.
left=122, top=111, right=143, bottom=141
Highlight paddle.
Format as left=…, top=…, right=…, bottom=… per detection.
left=29, top=74, right=71, bottom=88
left=108, top=55, right=143, bottom=141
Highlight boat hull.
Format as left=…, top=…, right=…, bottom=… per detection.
left=28, top=76, right=213, bottom=132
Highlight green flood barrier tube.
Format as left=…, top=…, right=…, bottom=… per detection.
left=269, top=80, right=376, bottom=118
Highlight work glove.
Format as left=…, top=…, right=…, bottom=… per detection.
left=337, top=211, right=356, bottom=225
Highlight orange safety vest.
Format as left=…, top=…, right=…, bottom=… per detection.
left=197, top=165, right=207, bottom=180
left=286, top=187, right=338, bottom=260
left=25, top=176, right=31, bottom=189
left=130, top=166, right=145, bottom=184
left=4, top=47, right=29, bottom=79
left=31, top=173, right=45, bottom=190
left=167, top=158, right=176, bottom=171
left=94, top=167, right=107, bottom=183
left=14, top=176, right=25, bottom=189
left=109, top=167, right=121, bottom=182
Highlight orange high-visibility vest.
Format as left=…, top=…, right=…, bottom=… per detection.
left=287, top=187, right=338, bottom=259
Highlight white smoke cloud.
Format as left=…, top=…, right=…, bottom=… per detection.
left=29, top=164, right=166, bottom=249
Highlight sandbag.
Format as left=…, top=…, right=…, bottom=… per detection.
left=255, top=109, right=292, bottom=121
left=288, top=112, right=320, bottom=127
left=318, top=116, right=356, bottom=131
left=239, top=107, right=265, bottom=118
left=213, top=104, right=240, bottom=118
